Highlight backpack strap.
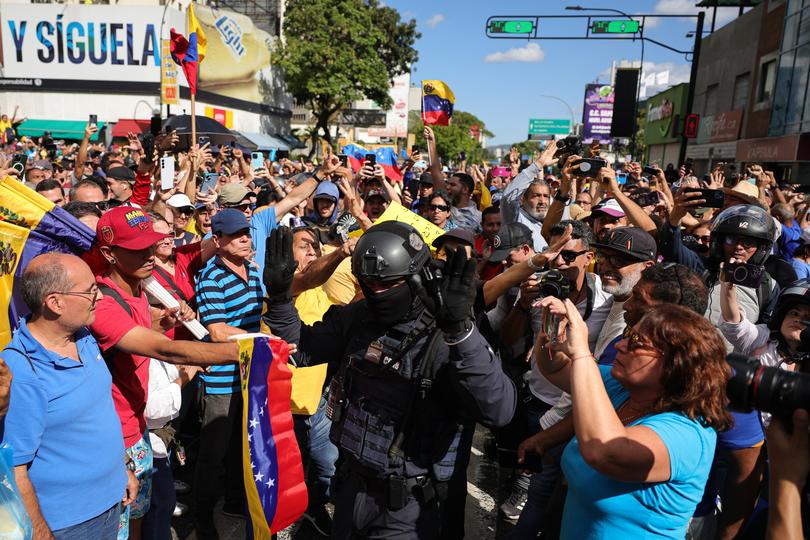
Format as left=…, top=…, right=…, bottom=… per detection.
left=152, top=266, right=188, bottom=303
left=97, top=284, right=133, bottom=318
left=583, top=272, right=596, bottom=322
left=756, top=274, right=778, bottom=325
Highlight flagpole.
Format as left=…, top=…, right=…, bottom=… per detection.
left=191, top=93, right=197, bottom=144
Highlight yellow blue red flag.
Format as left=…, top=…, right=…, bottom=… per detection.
left=170, top=3, right=207, bottom=95
left=238, top=334, right=307, bottom=537
left=422, top=80, right=455, bottom=126
left=0, top=176, right=94, bottom=347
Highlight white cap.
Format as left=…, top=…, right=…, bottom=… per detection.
left=166, top=193, right=193, bottom=209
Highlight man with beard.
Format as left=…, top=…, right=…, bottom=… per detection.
left=263, top=222, right=516, bottom=539
left=501, top=142, right=558, bottom=252
left=446, top=173, right=481, bottom=233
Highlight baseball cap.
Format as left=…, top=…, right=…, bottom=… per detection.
left=211, top=208, right=251, bottom=236
left=31, top=160, right=53, bottom=172
left=107, top=166, right=137, bottom=183
left=166, top=193, right=194, bottom=211
left=491, top=166, right=511, bottom=178
left=218, top=183, right=251, bottom=205
left=432, top=228, right=475, bottom=249
left=365, top=189, right=390, bottom=202
left=488, top=222, right=533, bottom=262
left=417, top=172, right=434, bottom=186
left=592, top=226, right=656, bottom=261
left=96, top=206, right=170, bottom=250
left=590, top=198, right=625, bottom=219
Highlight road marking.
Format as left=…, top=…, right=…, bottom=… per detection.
left=467, top=481, right=495, bottom=512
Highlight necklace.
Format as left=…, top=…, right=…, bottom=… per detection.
left=616, top=401, right=650, bottom=425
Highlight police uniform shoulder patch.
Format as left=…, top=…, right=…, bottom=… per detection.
left=409, top=232, right=424, bottom=251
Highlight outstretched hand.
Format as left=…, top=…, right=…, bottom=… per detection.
left=264, top=227, right=297, bottom=305
left=418, top=247, right=476, bottom=334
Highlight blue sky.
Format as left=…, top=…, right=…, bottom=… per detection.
left=383, top=0, right=748, bottom=145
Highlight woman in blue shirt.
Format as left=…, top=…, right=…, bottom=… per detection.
left=533, top=299, right=732, bottom=539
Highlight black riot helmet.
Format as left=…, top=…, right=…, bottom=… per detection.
left=709, top=205, right=776, bottom=265
left=768, top=280, right=810, bottom=332
left=352, top=221, right=431, bottom=282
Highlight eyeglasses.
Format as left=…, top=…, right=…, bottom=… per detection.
left=559, top=250, right=588, bottom=264
left=93, top=201, right=110, bottom=211
left=429, top=204, right=450, bottom=212
left=621, top=326, right=661, bottom=353
left=595, top=252, right=638, bottom=268
left=223, top=203, right=251, bottom=212
left=53, top=287, right=100, bottom=307
left=723, top=235, right=759, bottom=249
left=696, top=235, right=711, bottom=244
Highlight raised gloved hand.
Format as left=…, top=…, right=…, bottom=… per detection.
left=263, top=226, right=297, bottom=305
left=420, top=247, right=476, bottom=335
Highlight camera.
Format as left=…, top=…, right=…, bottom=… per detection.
left=726, top=353, right=810, bottom=418
left=571, top=158, right=608, bottom=177
left=721, top=262, right=766, bottom=288
left=141, top=134, right=155, bottom=164
left=538, top=270, right=571, bottom=300
left=553, top=136, right=582, bottom=167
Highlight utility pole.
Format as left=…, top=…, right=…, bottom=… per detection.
left=678, top=10, right=704, bottom=167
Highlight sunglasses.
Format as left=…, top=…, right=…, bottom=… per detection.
left=559, top=250, right=587, bottom=264
left=224, top=203, right=251, bottom=212
left=621, top=326, right=661, bottom=353
left=429, top=204, right=450, bottom=212
left=723, top=235, right=758, bottom=249
left=595, top=252, right=638, bottom=268
left=93, top=201, right=110, bottom=211
left=696, top=235, right=711, bottom=243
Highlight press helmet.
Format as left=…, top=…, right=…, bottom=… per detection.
left=351, top=221, right=431, bottom=282
left=768, top=280, right=810, bottom=332
left=709, top=205, right=776, bottom=265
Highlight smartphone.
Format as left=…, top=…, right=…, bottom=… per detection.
left=88, top=114, right=97, bottom=126
left=250, top=152, right=264, bottom=171
left=197, top=136, right=210, bottom=146
left=683, top=188, right=725, bottom=208
left=643, top=165, right=659, bottom=176
left=277, top=149, right=290, bottom=160
left=200, top=171, right=219, bottom=193
left=633, top=191, right=660, bottom=207
left=159, top=155, right=175, bottom=190
left=268, top=149, right=277, bottom=162
left=150, top=114, right=162, bottom=136
left=11, top=154, right=26, bottom=174
left=684, top=157, right=694, bottom=173
left=411, top=146, right=419, bottom=155
left=722, top=262, right=766, bottom=288
left=338, top=154, right=348, bottom=168
left=459, top=151, right=466, bottom=161
left=365, top=153, right=376, bottom=166
left=616, top=172, right=628, bottom=185
left=572, top=158, right=608, bottom=177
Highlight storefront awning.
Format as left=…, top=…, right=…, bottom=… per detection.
left=17, top=119, right=103, bottom=141
left=111, top=119, right=151, bottom=138
left=239, top=131, right=291, bottom=151
left=275, top=133, right=306, bottom=149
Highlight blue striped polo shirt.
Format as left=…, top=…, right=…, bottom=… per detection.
left=196, top=256, right=263, bottom=394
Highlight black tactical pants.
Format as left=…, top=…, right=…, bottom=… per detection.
left=331, top=471, right=442, bottom=539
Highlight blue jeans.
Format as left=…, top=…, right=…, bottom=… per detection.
left=53, top=503, right=120, bottom=540
left=293, top=396, right=338, bottom=508
left=142, top=456, right=176, bottom=540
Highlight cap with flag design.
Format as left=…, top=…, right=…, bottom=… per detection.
left=96, top=206, right=171, bottom=250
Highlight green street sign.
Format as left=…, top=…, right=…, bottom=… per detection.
left=591, top=20, right=641, bottom=34
left=528, top=118, right=571, bottom=136
left=488, top=20, right=535, bottom=34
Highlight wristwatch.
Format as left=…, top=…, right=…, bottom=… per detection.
left=125, top=455, right=136, bottom=472
left=312, top=170, right=325, bottom=183
left=553, top=191, right=571, bottom=204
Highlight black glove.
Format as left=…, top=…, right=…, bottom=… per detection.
left=419, top=247, right=476, bottom=334
left=263, top=226, right=297, bottom=304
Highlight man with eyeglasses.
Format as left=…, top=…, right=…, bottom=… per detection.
left=2, top=253, right=136, bottom=539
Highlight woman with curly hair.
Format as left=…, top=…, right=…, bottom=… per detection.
left=534, top=300, right=732, bottom=539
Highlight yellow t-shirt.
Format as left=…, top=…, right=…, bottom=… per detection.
left=294, top=286, right=333, bottom=325
left=320, top=244, right=359, bottom=306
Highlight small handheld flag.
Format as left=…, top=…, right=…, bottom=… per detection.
left=170, top=3, right=207, bottom=95
left=422, top=80, right=455, bottom=126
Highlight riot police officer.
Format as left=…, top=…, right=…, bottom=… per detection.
left=263, top=221, right=516, bottom=539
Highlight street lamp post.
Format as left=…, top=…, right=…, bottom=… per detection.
left=537, top=95, right=577, bottom=134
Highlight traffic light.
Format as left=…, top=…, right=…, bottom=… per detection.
left=684, top=114, right=700, bottom=139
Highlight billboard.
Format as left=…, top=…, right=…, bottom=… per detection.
left=644, top=83, right=688, bottom=146
left=582, top=83, right=614, bottom=142
left=0, top=4, right=286, bottom=115
left=367, top=73, right=410, bottom=138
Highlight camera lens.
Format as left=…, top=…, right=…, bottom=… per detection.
left=732, top=266, right=749, bottom=283
left=580, top=162, right=592, bottom=172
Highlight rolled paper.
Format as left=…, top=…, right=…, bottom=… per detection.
left=143, top=276, right=209, bottom=340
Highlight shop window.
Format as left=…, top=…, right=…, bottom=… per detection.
left=758, top=60, right=776, bottom=103
left=732, top=73, right=750, bottom=110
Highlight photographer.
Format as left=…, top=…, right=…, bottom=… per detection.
left=534, top=300, right=732, bottom=538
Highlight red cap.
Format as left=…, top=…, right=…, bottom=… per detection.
left=96, top=206, right=170, bottom=250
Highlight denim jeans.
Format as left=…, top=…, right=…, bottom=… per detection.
left=53, top=503, right=120, bottom=540
left=142, top=456, right=176, bottom=540
left=293, top=395, right=338, bottom=508
left=507, top=395, right=565, bottom=539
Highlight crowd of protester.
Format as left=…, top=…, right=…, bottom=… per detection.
left=1, top=109, right=810, bottom=540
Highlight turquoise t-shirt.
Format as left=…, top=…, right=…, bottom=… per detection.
left=560, top=365, right=717, bottom=539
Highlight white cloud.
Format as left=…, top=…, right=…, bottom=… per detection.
left=596, top=60, right=691, bottom=97
left=645, top=0, right=744, bottom=28
left=484, top=43, right=545, bottom=63
left=425, top=14, right=445, bottom=28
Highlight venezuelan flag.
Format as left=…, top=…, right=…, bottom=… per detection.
left=0, top=176, right=95, bottom=347
left=422, top=80, right=455, bottom=126
left=239, top=335, right=307, bottom=537
left=170, top=3, right=207, bottom=95
left=342, top=144, right=403, bottom=182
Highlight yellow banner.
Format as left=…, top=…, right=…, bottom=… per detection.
left=161, top=40, right=179, bottom=105
left=373, top=201, right=446, bottom=252
left=0, top=222, right=30, bottom=348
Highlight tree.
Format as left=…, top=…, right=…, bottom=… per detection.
left=510, top=140, right=543, bottom=160
left=273, top=0, right=419, bottom=157
left=411, top=110, right=494, bottom=165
